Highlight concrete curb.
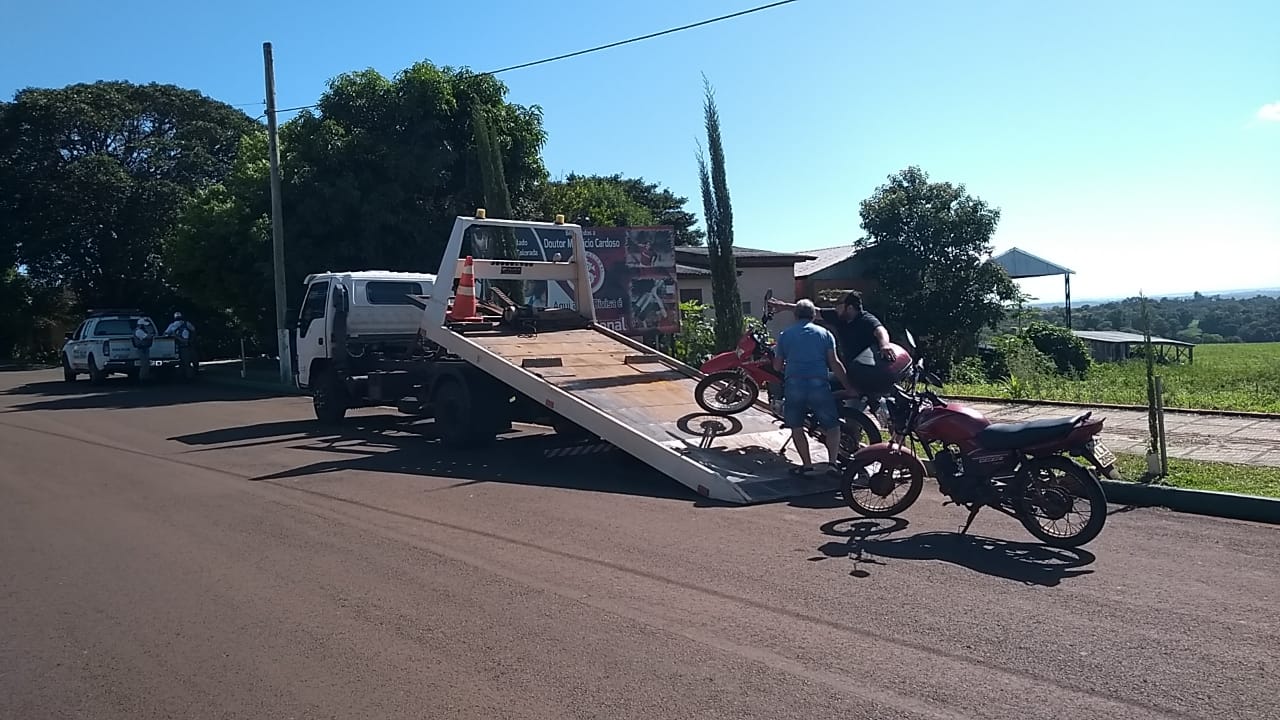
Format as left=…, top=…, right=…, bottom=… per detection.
left=1100, top=479, right=1280, bottom=525
left=947, top=394, right=1280, bottom=421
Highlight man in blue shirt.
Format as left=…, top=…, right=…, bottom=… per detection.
left=773, top=299, right=856, bottom=475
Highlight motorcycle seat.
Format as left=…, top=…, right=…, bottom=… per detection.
left=976, top=412, right=1092, bottom=451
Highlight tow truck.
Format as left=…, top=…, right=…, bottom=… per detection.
left=293, top=212, right=841, bottom=504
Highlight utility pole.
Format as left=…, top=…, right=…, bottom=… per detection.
left=263, top=42, right=291, bottom=386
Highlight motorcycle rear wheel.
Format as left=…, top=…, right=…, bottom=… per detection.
left=694, top=370, right=760, bottom=415
left=841, top=452, right=925, bottom=518
left=1014, top=455, right=1108, bottom=548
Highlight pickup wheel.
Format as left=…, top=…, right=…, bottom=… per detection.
left=62, top=354, right=77, bottom=383
left=312, top=369, right=349, bottom=424
left=433, top=378, right=495, bottom=448
left=87, top=355, right=106, bottom=385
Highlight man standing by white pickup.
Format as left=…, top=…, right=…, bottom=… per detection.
left=132, top=318, right=156, bottom=382
left=165, top=312, right=197, bottom=376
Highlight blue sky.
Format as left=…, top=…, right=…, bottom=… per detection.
left=4, top=0, right=1278, bottom=302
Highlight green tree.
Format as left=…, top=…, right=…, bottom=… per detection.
left=536, top=174, right=656, bottom=228
left=0, top=81, right=258, bottom=307
left=173, top=61, right=548, bottom=341
left=0, top=267, right=72, bottom=363
left=856, top=166, right=1020, bottom=367
left=168, top=130, right=274, bottom=342
left=696, top=77, right=743, bottom=351
left=534, top=173, right=705, bottom=246
left=472, top=105, right=522, bottom=303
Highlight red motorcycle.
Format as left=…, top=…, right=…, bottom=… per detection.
left=841, top=331, right=1115, bottom=548
left=693, top=291, right=899, bottom=454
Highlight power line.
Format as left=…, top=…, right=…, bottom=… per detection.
left=483, top=0, right=804, bottom=75
left=264, top=0, right=805, bottom=118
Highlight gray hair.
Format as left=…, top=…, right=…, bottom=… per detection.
left=795, top=298, right=816, bottom=320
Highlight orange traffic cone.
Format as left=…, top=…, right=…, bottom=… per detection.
left=447, top=256, right=482, bottom=322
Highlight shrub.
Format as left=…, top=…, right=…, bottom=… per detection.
left=1022, top=321, right=1091, bottom=376
left=949, top=356, right=989, bottom=385
left=674, top=300, right=716, bottom=366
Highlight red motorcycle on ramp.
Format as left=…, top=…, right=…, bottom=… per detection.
left=840, top=331, right=1116, bottom=548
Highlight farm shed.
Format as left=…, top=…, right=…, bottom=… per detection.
left=992, top=247, right=1076, bottom=328
left=1072, top=330, right=1196, bottom=364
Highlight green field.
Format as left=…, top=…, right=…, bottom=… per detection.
left=949, top=342, right=1280, bottom=413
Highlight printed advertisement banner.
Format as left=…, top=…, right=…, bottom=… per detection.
left=509, top=225, right=679, bottom=336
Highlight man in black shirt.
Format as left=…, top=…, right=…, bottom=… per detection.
left=768, top=290, right=899, bottom=396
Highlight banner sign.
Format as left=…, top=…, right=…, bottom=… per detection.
left=511, top=225, right=679, bottom=336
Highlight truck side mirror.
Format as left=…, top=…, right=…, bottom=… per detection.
left=64, top=332, right=73, bottom=340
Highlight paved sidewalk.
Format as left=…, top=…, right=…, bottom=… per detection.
left=966, top=401, right=1280, bottom=468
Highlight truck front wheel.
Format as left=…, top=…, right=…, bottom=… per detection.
left=433, top=378, right=495, bottom=448
left=312, top=368, right=348, bottom=424
left=62, top=354, right=77, bottom=383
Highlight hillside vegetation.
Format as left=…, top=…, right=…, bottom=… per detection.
left=1016, top=293, right=1280, bottom=344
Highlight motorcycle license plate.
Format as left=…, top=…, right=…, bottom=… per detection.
left=1091, top=440, right=1116, bottom=467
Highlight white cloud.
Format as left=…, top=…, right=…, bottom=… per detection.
left=1257, top=101, right=1280, bottom=122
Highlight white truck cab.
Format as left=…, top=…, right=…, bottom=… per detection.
left=294, top=271, right=438, bottom=389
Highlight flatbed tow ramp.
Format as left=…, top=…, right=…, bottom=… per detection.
left=419, top=214, right=838, bottom=505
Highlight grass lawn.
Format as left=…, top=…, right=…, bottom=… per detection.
left=949, top=342, right=1280, bottom=413
left=1113, top=452, right=1280, bottom=499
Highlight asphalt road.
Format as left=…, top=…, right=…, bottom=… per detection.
left=2, top=370, right=1277, bottom=720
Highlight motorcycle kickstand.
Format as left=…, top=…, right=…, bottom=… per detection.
left=958, top=504, right=982, bottom=536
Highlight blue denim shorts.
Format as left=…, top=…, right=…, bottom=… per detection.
left=782, top=376, right=840, bottom=430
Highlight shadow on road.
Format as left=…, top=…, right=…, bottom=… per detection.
left=813, top=517, right=1096, bottom=586
left=170, top=414, right=704, bottom=503
left=2, top=376, right=281, bottom=412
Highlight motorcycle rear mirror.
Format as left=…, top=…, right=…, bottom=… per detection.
left=764, top=289, right=773, bottom=303
left=904, top=328, right=916, bottom=349
left=926, top=371, right=945, bottom=389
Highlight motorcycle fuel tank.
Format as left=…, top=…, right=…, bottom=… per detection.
left=915, top=402, right=991, bottom=446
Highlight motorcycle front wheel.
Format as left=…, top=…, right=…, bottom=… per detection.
left=694, top=370, right=760, bottom=415
left=841, top=451, right=925, bottom=518
left=1013, top=455, right=1108, bottom=548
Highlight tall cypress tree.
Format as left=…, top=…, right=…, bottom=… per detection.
left=696, top=77, right=743, bottom=351
left=472, top=106, right=523, bottom=304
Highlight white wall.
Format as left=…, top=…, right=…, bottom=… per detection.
left=676, top=265, right=797, bottom=337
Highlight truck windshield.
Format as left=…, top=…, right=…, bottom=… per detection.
left=93, top=319, right=138, bottom=336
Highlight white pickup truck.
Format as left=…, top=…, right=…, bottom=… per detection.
left=61, top=309, right=182, bottom=383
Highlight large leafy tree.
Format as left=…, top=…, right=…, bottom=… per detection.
left=856, top=166, right=1020, bottom=367
left=536, top=174, right=655, bottom=228
left=0, top=81, right=258, bottom=307
left=536, top=173, right=704, bottom=245
left=696, top=78, right=743, bottom=351
left=173, top=61, right=548, bottom=342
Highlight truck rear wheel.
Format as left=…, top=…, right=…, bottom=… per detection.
left=312, top=369, right=349, bottom=424
left=551, top=415, right=595, bottom=440
left=87, top=355, right=106, bottom=385
left=434, top=378, right=495, bottom=448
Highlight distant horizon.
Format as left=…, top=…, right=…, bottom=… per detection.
left=1030, top=286, right=1280, bottom=308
